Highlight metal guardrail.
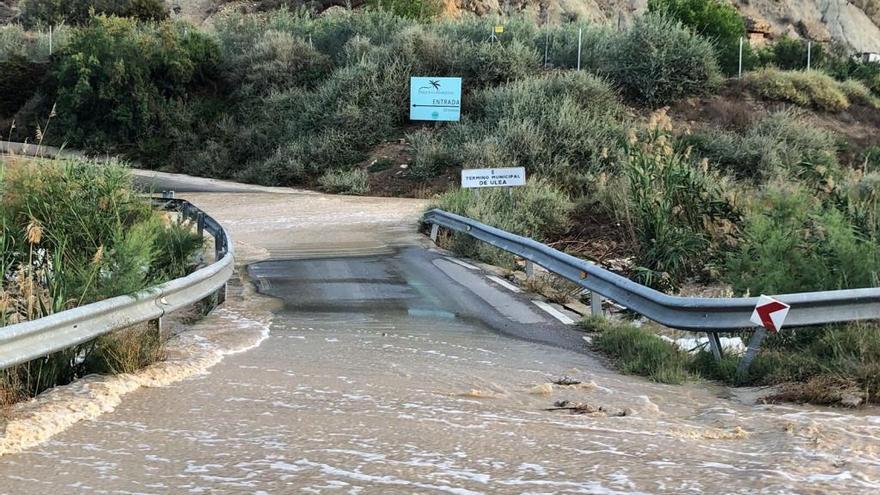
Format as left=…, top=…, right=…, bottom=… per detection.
left=423, top=209, right=880, bottom=371
left=0, top=194, right=233, bottom=370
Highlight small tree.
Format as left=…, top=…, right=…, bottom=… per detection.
left=648, top=0, right=751, bottom=75
left=19, top=0, right=168, bottom=28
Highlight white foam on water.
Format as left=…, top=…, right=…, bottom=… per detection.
left=0, top=297, right=272, bottom=457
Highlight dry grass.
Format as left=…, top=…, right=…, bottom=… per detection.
left=744, top=69, right=856, bottom=112
left=88, top=322, right=166, bottom=375
left=521, top=272, right=581, bottom=304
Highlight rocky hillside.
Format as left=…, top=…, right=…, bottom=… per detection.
left=448, top=0, right=880, bottom=52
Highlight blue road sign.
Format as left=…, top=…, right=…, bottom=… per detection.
left=410, top=77, right=462, bottom=122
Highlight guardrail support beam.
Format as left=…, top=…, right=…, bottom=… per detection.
left=590, top=291, right=603, bottom=316
left=525, top=260, right=534, bottom=279
left=707, top=332, right=723, bottom=361
left=430, top=224, right=439, bottom=243
left=737, top=327, right=767, bottom=376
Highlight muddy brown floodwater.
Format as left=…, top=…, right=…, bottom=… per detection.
left=0, top=190, right=879, bottom=494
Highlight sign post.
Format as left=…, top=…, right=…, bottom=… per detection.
left=738, top=295, right=791, bottom=375
left=410, top=77, right=462, bottom=122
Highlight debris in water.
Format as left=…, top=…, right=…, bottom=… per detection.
left=546, top=400, right=626, bottom=417
left=458, top=389, right=501, bottom=399
left=671, top=426, right=749, bottom=440
left=529, top=383, right=554, bottom=395
left=553, top=376, right=581, bottom=386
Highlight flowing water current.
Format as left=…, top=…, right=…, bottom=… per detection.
left=0, top=191, right=878, bottom=494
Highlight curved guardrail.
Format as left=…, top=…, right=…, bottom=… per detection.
left=0, top=197, right=233, bottom=370
left=423, top=209, right=880, bottom=371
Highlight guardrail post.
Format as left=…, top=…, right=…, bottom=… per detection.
left=430, top=223, right=439, bottom=243
left=707, top=332, right=724, bottom=361
left=736, top=327, right=766, bottom=376
left=161, top=190, right=175, bottom=199
left=197, top=212, right=205, bottom=238
left=590, top=291, right=603, bottom=316
left=525, top=260, right=534, bottom=279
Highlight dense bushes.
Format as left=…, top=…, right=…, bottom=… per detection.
left=0, top=155, right=202, bottom=403
left=726, top=183, right=880, bottom=294
left=684, top=110, right=840, bottom=182
left=743, top=68, right=874, bottom=111
left=0, top=156, right=203, bottom=322
left=596, top=14, right=721, bottom=106
left=18, top=0, right=168, bottom=27
left=410, top=71, right=626, bottom=191
left=51, top=15, right=220, bottom=155
left=594, top=110, right=738, bottom=288
left=648, top=0, right=749, bottom=75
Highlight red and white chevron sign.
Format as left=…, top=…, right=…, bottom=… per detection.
left=750, top=295, right=791, bottom=333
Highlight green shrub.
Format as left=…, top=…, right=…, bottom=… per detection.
left=226, top=30, right=333, bottom=96
left=685, top=109, right=840, bottom=183
left=648, top=0, right=751, bottom=75
left=725, top=182, right=880, bottom=295
left=535, top=23, right=613, bottom=70
left=597, top=111, right=738, bottom=288
left=409, top=72, right=626, bottom=191
left=51, top=16, right=220, bottom=153
left=584, top=318, right=692, bottom=384
left=757, top=35, right=820, bottom=71
left=19, top=0, right=168, bottom=28
left=365, top=0, right=444, bottom=20
left=744, top=68, right=851, bottom=111
left=0, top=156, right=201, bottom=404
left=586, top=317, right=880, bottom=403
left=597, top=13, right=722, bottom=106
left=0, top=24, right=69, bottom=63
left=318, top=168, right=370, bottom=195
left=839, top=78, right=880, bottom=107
left=1, top=157, right=204, bottom=312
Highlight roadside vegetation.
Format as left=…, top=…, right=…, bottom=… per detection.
left=583, top=318, right=880, bottom=406
left=1, top=0, right=879, bottom=405
left=0, top=155, right=203, bottom=409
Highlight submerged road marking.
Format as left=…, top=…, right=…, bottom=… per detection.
left=444, top=257, right=479, bottom=270
left=532, top=300, right=576, bottom=325
left=487, top=275, right=522, bottom=293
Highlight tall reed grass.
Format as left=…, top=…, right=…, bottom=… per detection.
left=0, top=154, right=203, bottom=407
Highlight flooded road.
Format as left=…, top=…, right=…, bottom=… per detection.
left=1, top=188, right=879, bottom=494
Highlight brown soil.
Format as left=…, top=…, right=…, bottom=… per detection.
left=357, top=138, right=457, bottom=199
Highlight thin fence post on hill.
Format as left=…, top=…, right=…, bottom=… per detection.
left=577, top=27, right=582, bottom=71
left=738, top=37, right=743, bottom=78
left=49, top=26, right=53, bottom=56
left=807, top=41, right=812, bottom=70
left=544, top=32, right=549, bottom=68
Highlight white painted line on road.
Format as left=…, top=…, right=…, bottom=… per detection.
left=532, top=300, right=577, bottom=325
left=444, top=257, right=479, bottom=270
left=487, top=275, right=522, bottom=293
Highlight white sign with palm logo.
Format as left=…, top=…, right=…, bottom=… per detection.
left=410, top=77, right=462, bottom=122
